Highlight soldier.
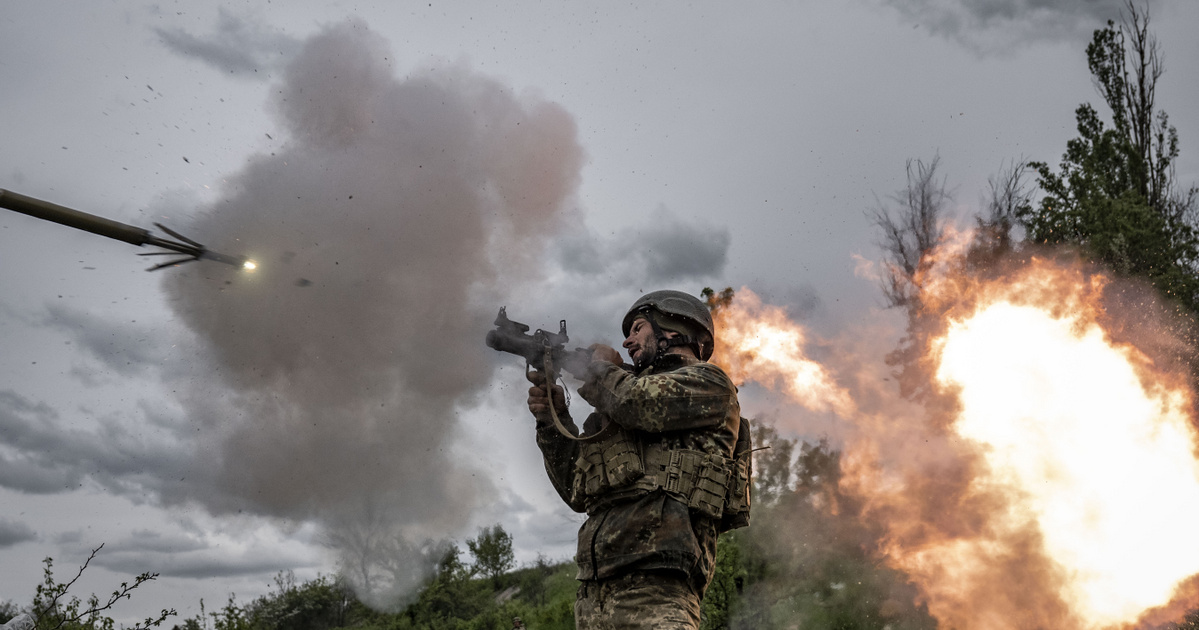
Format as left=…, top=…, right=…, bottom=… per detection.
left=527, top=290, right=750, bottom=629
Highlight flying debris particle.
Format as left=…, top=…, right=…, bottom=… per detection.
left=183, top=157, right=190, bottom=163
left=147, top=85, right=153, bottom=91
left=295, top=278, right=312, bottom=287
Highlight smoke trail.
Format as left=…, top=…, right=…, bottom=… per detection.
left=160, top=19, right=583, bottom=605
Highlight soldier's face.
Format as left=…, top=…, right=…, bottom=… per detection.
left=623, top=317, right=657, bottom=363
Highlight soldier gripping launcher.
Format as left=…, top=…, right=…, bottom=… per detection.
left=0, top=188, right=253, bottom=271
left=486, top=307, right=606, bottom=441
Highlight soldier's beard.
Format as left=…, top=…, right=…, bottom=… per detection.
left=633, top=341, right=672, bottom=371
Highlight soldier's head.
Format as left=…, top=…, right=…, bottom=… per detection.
left=621, top=290, right=715, bottom=369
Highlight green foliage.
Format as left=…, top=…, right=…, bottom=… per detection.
left=748, top=422, right=796, bottom=507
left=701, top=287, right=735, bottom=314
left=31, top=546, right=175, bottom=630
left=172, top=551, right=578, bottom=630
left=465, top=526, right=516, bottom=586
left=182, top=574, right=359, bottom=630
left=700, top=531, right=746, bottom=630
left=1019, top=4, right=1199, bottom=313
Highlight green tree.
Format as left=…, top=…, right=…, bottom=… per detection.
left=700, top=532, right=746, bottom=630
left=747, top=422, right=796, bottom=508
left=466, top=524, right=516, bottom=586
left=701, top=287, right=735, bottom=314
left=1019, top=0, right=1199, bottom=312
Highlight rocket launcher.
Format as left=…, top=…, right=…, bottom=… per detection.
left=485, top=307, right=593, bottom=380
left=0, top=188, right=253, bottom=271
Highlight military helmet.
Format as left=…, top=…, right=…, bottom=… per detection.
left=622, top=290, right=715, bottom=360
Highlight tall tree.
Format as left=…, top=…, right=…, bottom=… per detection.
left=1019, top=0, right=1199, bottom=312
left=466, top=524, right=516, bottom=585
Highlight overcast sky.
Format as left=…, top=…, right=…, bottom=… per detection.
left=2, top=0, right=1198, bottom=623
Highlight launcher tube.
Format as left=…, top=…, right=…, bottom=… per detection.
left=0, top=188, right=152, bottom=245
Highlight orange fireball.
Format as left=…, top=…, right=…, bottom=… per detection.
left=713, top=253, right=1199, bottom=630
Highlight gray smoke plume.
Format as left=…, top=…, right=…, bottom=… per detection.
left=159, top=19, right=583, bottom=606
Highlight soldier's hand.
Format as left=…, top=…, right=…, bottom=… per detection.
left=588, top=343, right=622, bottom=365
left=526, top=370, right=568, bottom=422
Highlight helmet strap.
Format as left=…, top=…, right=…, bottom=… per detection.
left=635, top=308, right=700, bottom=369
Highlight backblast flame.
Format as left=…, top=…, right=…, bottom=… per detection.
left=714, top=253, right=1199, bottom=629
left=711, top=289, right=855, bottom=417
left=929, top=297, right=1199, bottom=628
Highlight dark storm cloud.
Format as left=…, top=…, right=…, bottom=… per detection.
left=83, top=529, right=317, bottom=580
left=558, top=206, right=730, bottom=283
left=41, top=304, right=171, bottom=378
left=0, top=391, right=80, bottom=493
left=0, top=390, right=199, bottom=499
left=884, top=0, right=1139, bottom=45
left=103, top=529, right=208, bottom=554
left=529, top=207, right=730, bottom=344
left=155, top=9, right=300, bottom=78
left=0, top=518, right=37, bottom=548
left=95, top=541, right=316, bottom=579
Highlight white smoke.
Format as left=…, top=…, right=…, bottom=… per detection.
left=160, top=19, right=584, bottom=606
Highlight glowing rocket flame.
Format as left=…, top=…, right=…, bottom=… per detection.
left=243, top=260, right=258, bottom=271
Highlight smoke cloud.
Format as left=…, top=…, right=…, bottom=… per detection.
left=154, top=19, right=583, bottom=605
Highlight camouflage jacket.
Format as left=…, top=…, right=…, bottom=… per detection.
left=535, top=353, right=740, bottom=592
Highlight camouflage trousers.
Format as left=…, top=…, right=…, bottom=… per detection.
left=575, top=570, right=702, bottom=630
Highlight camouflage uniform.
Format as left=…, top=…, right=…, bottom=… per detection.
left=535, top=353, right=741, bottom=629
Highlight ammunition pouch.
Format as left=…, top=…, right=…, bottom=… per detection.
left=721, top=448, right=751, bottom=530
left=573, top=417, right=753, bottom=532
left=573, top=428, right=644, bottom=501
left=641, top=449, right=732, bottom=520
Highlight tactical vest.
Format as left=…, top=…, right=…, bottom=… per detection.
left=572, top=416, right=753, bottom=532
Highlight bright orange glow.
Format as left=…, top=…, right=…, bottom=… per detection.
left=714, top=254, right=1199, bottom=629
left=926, top=298, right=1199, bottom=628
left=712, top=288, right=855, bottom=417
